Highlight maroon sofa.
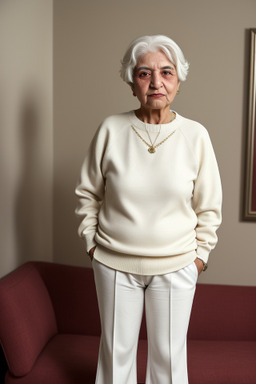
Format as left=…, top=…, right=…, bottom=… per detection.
left=0, top=261, right=256, bottom=384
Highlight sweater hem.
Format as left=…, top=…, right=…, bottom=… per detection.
left=93, top=244, right=197, bottom=276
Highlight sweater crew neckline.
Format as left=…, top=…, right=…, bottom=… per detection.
left=129, top=110, right=179, bottom=133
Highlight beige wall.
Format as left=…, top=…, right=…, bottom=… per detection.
left=1, top=1, right=255, bottom=286
left=53, top=0, right=256, bottom=286
left=0, top=0, right=53, bottom=277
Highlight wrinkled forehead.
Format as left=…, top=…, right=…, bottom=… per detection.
left=135, top=50, right=176, bottom=71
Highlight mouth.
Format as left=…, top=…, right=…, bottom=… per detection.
left=148, top=93, right=165, bottom=98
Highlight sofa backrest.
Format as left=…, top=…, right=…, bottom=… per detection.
left=188, top=283, right=256, bottom=341
left=0, top=263, right=57, bottom=377
left=36, top=263, right=256, bottom=341
left=37, top=262, right=101, bottom=335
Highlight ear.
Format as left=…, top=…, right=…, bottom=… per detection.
left=176, top=81, right=180, bottom=94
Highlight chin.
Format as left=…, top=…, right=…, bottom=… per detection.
left=147, top=101, right=167, bottom=109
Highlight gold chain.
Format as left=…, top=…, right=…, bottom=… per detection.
left=131, top=125, right=176, bottom=154
left=145, top=125, right=161, bottom=148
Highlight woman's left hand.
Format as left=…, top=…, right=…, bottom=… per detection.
left=194, top=258, right=204, bottom=276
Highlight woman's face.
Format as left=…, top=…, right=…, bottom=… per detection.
left=132, top=50, right=180, bottom=112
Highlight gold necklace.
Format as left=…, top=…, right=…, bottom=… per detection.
left=131, top=126, right=176, bottom=154
left=145, top=124, right=161, bottom=152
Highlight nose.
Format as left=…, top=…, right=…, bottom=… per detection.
left=150, top=72, right=162, bottom=89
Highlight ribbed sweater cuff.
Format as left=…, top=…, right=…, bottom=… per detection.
left=196, top=247, right=210, bottom=264
left=83, top=234, right=97, bottom=254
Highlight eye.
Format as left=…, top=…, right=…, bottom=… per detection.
left=162, top=70, right=173, bottom=76
left=138, top=71, right=151, bottom=78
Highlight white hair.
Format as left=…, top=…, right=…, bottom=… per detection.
left=120, top=35, right=189, bottom=84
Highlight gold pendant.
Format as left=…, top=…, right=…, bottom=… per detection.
left=148, top=146, right=156, bottom=153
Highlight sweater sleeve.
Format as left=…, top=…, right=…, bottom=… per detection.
left=193, top=131, right=222, bottom=264
left=75, top=126, right=106, bottom=253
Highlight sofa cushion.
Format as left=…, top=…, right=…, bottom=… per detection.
left=4, top=335, right=148, bottom=384
left=188, top=340, right=256, bottom=384
left=5, top=336, right=256, bottom=384
left=5, top=334, right=100, bottom=384
left=0, top=263, right=57, bottom=377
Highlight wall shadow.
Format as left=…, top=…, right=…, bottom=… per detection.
left=240, top=28, right=252, bottom=222
left=15, top=90, right=42, bottom=265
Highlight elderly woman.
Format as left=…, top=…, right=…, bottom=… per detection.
left=75, top=35, right=222, bottom=384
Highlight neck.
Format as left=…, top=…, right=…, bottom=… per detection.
left=135, top=106, right=172, bottom=124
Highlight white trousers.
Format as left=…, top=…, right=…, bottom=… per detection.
left=92, top=259, right=198, bottom=384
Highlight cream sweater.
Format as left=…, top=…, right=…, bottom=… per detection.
left=75, top=111, right=222, bottom=275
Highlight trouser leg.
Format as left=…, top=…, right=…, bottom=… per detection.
left=145, top=262, right=197, bottom=384
left=92, top=259, right=145, bottom=384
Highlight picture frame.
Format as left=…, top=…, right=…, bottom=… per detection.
left=244, top=29, right=256, bottom=220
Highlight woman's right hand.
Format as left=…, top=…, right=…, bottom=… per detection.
left=88, top=246, right=96, bottom=261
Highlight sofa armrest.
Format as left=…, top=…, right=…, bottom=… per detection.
left=0, top=263, right=57, bottom=377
